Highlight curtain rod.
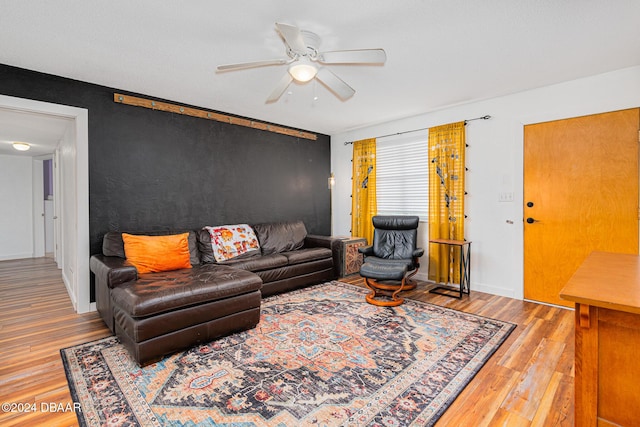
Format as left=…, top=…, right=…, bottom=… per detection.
left=343, top=115, right=491, bottom=145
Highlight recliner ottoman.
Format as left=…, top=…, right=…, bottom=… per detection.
left=110, top=264, right=262, bottom=366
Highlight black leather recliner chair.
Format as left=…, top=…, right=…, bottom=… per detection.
left=358, top=215, right=424, bottom=306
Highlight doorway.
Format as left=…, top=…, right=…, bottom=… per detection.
left=43, top=157, right=55, bottom=257
left=0, top=94, right=90, bottom=313
left=523, top=108, right=640, bottom=307
left=30, top=155, right=56, bottom=261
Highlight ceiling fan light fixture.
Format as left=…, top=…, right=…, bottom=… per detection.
left=288, top=62, right=317, bottom=83
left=219, top=23, right=387, bottom=103
left=12, top=142, right=31, bottom=151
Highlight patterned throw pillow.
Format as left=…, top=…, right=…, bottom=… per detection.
left=204, top=224, right=260, bottom=262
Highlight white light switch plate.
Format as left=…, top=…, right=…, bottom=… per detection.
left=498, top=192, right=514, bottom=202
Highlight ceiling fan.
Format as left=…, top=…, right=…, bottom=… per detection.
left=216, top=23, right=387, bottom=103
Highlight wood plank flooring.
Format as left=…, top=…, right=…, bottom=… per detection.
left=0, top=258, right=574, bottom=426
left=0, top=257, right=111, bottom=427
left=341, top=276, right=575, bottom=426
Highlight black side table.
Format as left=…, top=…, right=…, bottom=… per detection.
left=429, top=239, right=471, bottom=299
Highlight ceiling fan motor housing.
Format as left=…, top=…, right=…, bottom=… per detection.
left=287, top=30, right=321, bottom=59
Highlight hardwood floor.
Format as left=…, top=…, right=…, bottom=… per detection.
left=341, top=276, right=575, bottom=427
left=0, top=258, right=574, bottom=426
left=0, top=257, right=111, bottom=427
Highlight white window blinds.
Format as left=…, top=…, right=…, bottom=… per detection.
left=376, top=132, right=429, bottom=219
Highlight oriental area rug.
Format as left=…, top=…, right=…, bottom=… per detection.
left=61, top=281, right=515, bottom=427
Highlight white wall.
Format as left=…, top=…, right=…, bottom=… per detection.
left=0, top=154, right=34, bottom=260
left=331, top=65, right=640, bottom=299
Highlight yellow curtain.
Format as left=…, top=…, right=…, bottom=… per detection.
left=351, top=138, right=377, bottom=244
left=428, top=122, right=466, bottom=283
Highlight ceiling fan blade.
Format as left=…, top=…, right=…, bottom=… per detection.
left=315, top=67, right=355, bottom=100
left=275, top=23, right=307, bottom=54
left=217, top=59, right=288, bottom=72
left=266, top=73, right=294, bottom=103
left=319, top=49, right=387, bottom=65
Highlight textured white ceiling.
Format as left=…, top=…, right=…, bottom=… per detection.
left=1, top=0, right=640, bottom=140
left=0, top=108, right=71, bottom=156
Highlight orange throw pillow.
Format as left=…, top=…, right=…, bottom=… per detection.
left=122, top=233, right=192, bottom=274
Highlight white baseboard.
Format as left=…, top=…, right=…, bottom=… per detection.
left=356, top=270, right=521, bottom=301
left=61, top=269, right=77, bottom=312
left=0, top=252, right=34, bottom=261
left=413, top=271, right=429, bottom=281
left=416, top=271, right=518, bottom=300
left=471, top=282, right=517, bottom=299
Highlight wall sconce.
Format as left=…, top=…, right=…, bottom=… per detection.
left=12, top=142, right=31, bottom=151
left=328, top=172, right=335, bottom=189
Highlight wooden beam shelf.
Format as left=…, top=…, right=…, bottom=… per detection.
left=113, top=93, right=317, bottom=141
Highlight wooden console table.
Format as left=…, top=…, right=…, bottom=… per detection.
left=429, top=239, right=471, bottom=299
left=560, top=251, right=640, bottom=427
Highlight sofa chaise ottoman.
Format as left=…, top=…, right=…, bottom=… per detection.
left=90, top=220, right=339, bottom=365
left=111, top=264, right=262, bottom=366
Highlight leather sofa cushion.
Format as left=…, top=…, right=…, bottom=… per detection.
left=195, top=229, right=215, bottom=263
left=253, top=220, right=307, bottom=255
left=256, top=258, right=333, bottom=284
left=281, top=247, right=332, bottom=265
left=111, top=265, right=262, bottom=318
left=103, top=230, right=201, bottom=266
left=220, top=253, right=288, bottom=272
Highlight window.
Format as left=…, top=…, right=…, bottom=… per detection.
left=375, top=132, right=429, bottom=219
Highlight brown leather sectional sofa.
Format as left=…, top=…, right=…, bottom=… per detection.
left=90, top=220, right=340, bottom=365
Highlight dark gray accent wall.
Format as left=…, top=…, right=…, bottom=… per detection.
left=0, top=64, right=331, bottom=300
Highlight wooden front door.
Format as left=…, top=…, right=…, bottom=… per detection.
left=524, top=108, right=640, bottom=307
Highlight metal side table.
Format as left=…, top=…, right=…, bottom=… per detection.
left=429, top=239, right=471, bottom=299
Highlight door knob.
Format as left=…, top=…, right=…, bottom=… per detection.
left=527, top=202, right=534, bottom=208
left=526, top=217, right=538, bottom=224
